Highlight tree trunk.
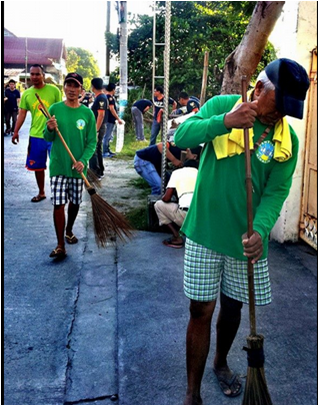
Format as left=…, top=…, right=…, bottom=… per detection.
left=221, top=1, right=285, bottom=95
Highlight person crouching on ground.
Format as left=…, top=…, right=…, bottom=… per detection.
left=154, top=150, right=200, bottom=248
left=43, top=73, right=97, bottom=260
left=134, top=141, right=183, bottom=195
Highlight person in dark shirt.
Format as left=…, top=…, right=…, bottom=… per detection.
left=89, top=78, right=108, bottom=178
left=149, top=85, right=177, bottom=146
left=131, top=99, right=153, bottom=141
left=79, top=89, right=93, bottom=108
left=171, top=92, right=200, bottom=117
left=103, top=83, right=123, bottom=158
left=134, top=142, right=183, bottom=195
left=134, top=141, right=201, bottom=195
left=178, top=92, right=200, bottom=114
left=4, top=79, right=20, bottom=136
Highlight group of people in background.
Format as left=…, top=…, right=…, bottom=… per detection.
left=133, top=86, right=202, bottom=249
left=83, top=79, right=123, bottom=179
left=5, top=63, right=198, bottom=259
left=131, top=85, right=200, bottom=145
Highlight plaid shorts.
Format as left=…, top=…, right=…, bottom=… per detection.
left=50, top=176, right=84, bottom=205
left=184, top=238, right=271, bottom=306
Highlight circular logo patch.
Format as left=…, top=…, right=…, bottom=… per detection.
left=256, top=141, right=274, bottom=164
left=76, top=119, right=86, bottom=130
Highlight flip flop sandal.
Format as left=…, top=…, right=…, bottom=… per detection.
left=31, top=195, right=46, bottom=203
left=49, top=247, right=67, bottom=260
left=162, top=238, right=184, bottom=249
left=213, top=369, right=242, bottom=398
left=65, top=234, right=78, bottom=244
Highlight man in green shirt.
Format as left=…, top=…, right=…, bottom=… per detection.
left=12, top=64, right=62, bottom=202
left=174, top=58, right=310, bottom=403
left=44, top=73, right=96, bottom=260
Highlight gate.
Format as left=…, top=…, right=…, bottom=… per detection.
left=300, top=48, right=317, bottom=250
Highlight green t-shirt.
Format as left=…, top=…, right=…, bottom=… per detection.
left=174, top=94, right=298, bottom=260
left=19, top=84, right=62, bottom=139
left=43, top=102, right=97, bottom=178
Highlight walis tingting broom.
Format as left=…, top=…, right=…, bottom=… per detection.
left=241, top=77, right=272, bottom=405
left=36, top=93, right=134, bottom=247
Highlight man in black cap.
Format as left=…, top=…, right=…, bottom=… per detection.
left=43, top=72, right=96, bottom=259
left=89, top=77, right=108, bottom=179
left=174, top=58, right=310, bottom=404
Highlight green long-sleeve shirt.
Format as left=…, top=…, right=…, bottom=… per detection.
left=174, top=95, right=298, bottom=260
left=43, top=102, right=97, bottom=178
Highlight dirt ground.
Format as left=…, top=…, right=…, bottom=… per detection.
left=98, top=157, right=148, bottom=214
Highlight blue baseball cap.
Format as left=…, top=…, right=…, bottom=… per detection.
left=265, top=58, right=310, bottom=119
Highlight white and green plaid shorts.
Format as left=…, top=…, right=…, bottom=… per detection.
left=50, top=176, right=84, bottom=206
left=184, top=238, right=271, bottom=305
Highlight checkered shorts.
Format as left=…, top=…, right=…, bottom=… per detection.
left=50, top=176, right=84, bottom=205
left=184, top=238, right=271, bottom=305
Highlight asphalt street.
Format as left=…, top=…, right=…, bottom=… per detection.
left=3, top=114, right=318, bottom=405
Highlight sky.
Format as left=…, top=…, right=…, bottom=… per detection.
left=4, top=1, right=153, bottom=76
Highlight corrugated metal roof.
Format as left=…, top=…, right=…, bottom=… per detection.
left=4, top=68, right=25, bottom=78
left=4, top=37, right=67, bottom=66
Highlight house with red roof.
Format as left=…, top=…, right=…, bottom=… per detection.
left=4, top=29, right=67, bottom=87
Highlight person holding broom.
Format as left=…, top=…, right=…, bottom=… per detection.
left=43, top=72, right=97, bottom=260
left=174, top=58, right=310, bottom=404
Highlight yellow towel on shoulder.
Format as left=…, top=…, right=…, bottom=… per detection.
left=212, top=95, right=292, bottom=162
left=272, top=118, right=291, bottom=162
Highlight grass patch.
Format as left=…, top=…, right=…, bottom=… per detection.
left=111, top=125, right=151, bottom=159
left=126, top=206, right=149, bottom=230
left=126, top=177, right=151, bottom=200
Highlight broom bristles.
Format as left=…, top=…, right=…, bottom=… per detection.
left=243, top=366, right=272, bottom=405
left=86, top=168, right=102, bottom=190
left=242, top=334, right=272, bottom=405
left=89, top=191, right=134, bottom=247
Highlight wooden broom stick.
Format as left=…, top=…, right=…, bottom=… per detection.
left=241, top=76, right=256, bottom=336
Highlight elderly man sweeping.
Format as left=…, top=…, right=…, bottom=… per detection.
left=174, top=58, right=310, bottom=404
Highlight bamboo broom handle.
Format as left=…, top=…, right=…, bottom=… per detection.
left=241, top=76, right=257, bottom=336
left=35, top=93, right=92, bottom=189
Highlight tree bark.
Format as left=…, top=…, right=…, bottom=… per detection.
left=221, top=1, right=285, bottom=95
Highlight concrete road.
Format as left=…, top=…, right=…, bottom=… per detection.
left=3, top=115, right=317, bottom=405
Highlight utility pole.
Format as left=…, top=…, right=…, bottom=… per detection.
left=105, top=1, right=111, bottom=78
left=118, top=1, right=127, bottom=120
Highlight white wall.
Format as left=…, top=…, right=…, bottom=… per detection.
left=269, top=1, right=317, bottom=242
